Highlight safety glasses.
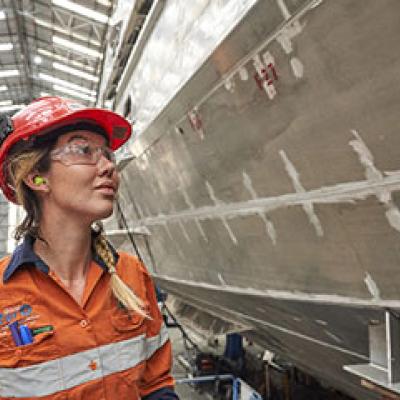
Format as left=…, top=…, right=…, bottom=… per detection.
left=50, top=140, right=116, bottom=166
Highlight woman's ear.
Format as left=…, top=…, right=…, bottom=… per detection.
left=24, top=173, right=50, bottom=194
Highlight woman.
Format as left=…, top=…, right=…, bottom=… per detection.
left=0, top=97, right=179, bottom=399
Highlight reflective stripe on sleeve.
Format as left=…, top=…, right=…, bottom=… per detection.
left=0, top=323, right=169, bottom=398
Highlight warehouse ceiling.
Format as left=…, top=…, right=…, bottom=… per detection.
left=0, top=0, right=114, bottom=114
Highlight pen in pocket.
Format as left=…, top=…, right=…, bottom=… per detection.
left=32, top=325, right=54, bottom=336
left=8, top=321, right=22, bottom=346
left=19, top=325, right=34, bottom=345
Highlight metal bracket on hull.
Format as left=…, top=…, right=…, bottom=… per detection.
left=105, top=227, right=151, bottom=248
left=106, top=227, right=151, bottom=236
left=344, top=310, right=400, bottom=395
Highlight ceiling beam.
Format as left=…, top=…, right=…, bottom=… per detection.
left=11, top=0, right=33, bottom=103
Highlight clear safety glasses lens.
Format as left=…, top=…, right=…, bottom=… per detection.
left=51, top=143, right=116, bottom=166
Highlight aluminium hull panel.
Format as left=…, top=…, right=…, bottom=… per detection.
left=109, top=1, right=400, bottom=398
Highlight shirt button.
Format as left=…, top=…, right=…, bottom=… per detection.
left=79, top=319, right=89, bottom=328
left=89, top=360, right=98, bottom=370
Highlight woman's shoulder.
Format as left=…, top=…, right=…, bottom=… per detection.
left=116, top=251, right=150, bottom=276
left=0, top=255, right=12, bottom=282
left=115, top=252, right=155, bottom=301
left=0, top=255, right=11, bottom=268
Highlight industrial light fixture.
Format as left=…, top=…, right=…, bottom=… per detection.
left=0, top=43, right=13, bottom=51
left=53, top=62, right=99, bottom=83
left=37, top=49, right=95, bottom=72
left=0, top=11, right=6, bottom=20
left=34, top=55, right=42, bottom=64
left=53, top=36, right=102, bottom=59
left=52, top=0, right=109, bottom=24
left=30, top=16, right=100, bottom=46
left=0, top=100, right=12, bottom=106
left=53, top=84, right=96, bottom=103
left=0, top=70, right=19, bottom=78
left=39, top=73, right=96, bottom=96
left=0, top=85, right=7, bottom=91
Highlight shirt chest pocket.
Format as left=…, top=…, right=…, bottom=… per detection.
left=109, top=305, right=148, bottom=385
left=110, top=298, right=148, bottom=334
left=0, top=300, right=58, bottom=368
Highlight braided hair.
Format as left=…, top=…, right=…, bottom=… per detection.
left=94, top=232, right=148, bottom=317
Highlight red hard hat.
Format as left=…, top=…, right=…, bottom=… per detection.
left=0, top=96, right=132, bottom=203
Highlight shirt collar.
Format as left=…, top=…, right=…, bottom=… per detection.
left=3, top=234, right=119, bottom=283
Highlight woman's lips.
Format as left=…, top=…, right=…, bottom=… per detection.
left=95, top=186, right=116, bottom=195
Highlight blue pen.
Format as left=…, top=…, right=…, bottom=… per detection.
left=19, top=325, right=33, bottom=345
left=9, top=321, right=22, bottom=346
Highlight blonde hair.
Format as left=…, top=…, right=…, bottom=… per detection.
left=94, top=233, right=148, bottom=317
left=7, top=138, right=148, bottom=317
left=7, top=147, right=50, bottom=240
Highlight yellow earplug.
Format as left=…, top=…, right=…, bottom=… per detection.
left=33, top=176, right=45, bottom=186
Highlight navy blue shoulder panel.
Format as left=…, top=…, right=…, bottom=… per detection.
left=142, top=387, right=179, bottom=400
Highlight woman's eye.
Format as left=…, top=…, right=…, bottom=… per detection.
left=78, top=145, right=92, bottom=155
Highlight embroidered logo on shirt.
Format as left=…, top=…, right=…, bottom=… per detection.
left=0, top=304, right=39, bottom=330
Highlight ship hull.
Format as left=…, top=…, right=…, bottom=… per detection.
left=108, top=0, right=400, bottom=398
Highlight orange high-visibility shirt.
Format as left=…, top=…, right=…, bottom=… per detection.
left=0, top=239, right=176, bottom=399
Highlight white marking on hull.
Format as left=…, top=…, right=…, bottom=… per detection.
left=162, top=222, right=174, bottom=241
left=280, top=150, right=324, bottom=237
left=134, top=201, right=144, bottom=218
left=350, top=130, right=400, bottom=232
left=187, top=270, right=195, bottom=279
left=169, top=203, right=191, bottom=243
left=385, top=207, right=400, bottom=232
left=154, top=274, right=400, bottom=309
left=180, top=187, right=208, bottom=241
left=218, top=273, right=227, bottom=286
left=262, top=51, right=275, bottom=67
left=324, top=330, right=343, bottom=344
left=252, top=54, right=277, bottom=100
left=161, top=221, right=185, bottom=260
left=276, top=31, right=293, bottom=54
left=178, top=220, right=191, bottom=243
left=224, top=78, right=235, bottom=93
left=310, top=0, right=324, bottom=9
left=206, top=181, right=238, bottom=245
left=350, top=130, right=383, bottom=183
left=276, top=21, right=303, bottom=55
left=364, top=272, right=381, bottom=301
left=238, top=66, right=248, bottom=81
left=290, top=57, right=304, bottom=78
left=276, top=0, right=291, bottom=20
left=243, top=171, right=277, bottom=244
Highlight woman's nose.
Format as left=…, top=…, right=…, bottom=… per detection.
left=97, top=154, right=116, bottom=177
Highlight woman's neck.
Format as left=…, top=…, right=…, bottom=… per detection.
left=33, top=216, right=93, bottom=284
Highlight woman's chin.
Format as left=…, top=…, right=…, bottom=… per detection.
left=88, top=203, right=115, bottom=222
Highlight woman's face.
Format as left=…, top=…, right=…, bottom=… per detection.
left=44, top=130, right=119, bottom=224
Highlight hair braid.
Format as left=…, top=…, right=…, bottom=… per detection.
left=94, top=233, right=148, bottom=318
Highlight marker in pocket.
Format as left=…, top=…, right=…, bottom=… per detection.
left=32, top=325, right=54, bottom=336
left=19, top=325, right=34, bottom=345
left=8, top=321, right=22, bottom=346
